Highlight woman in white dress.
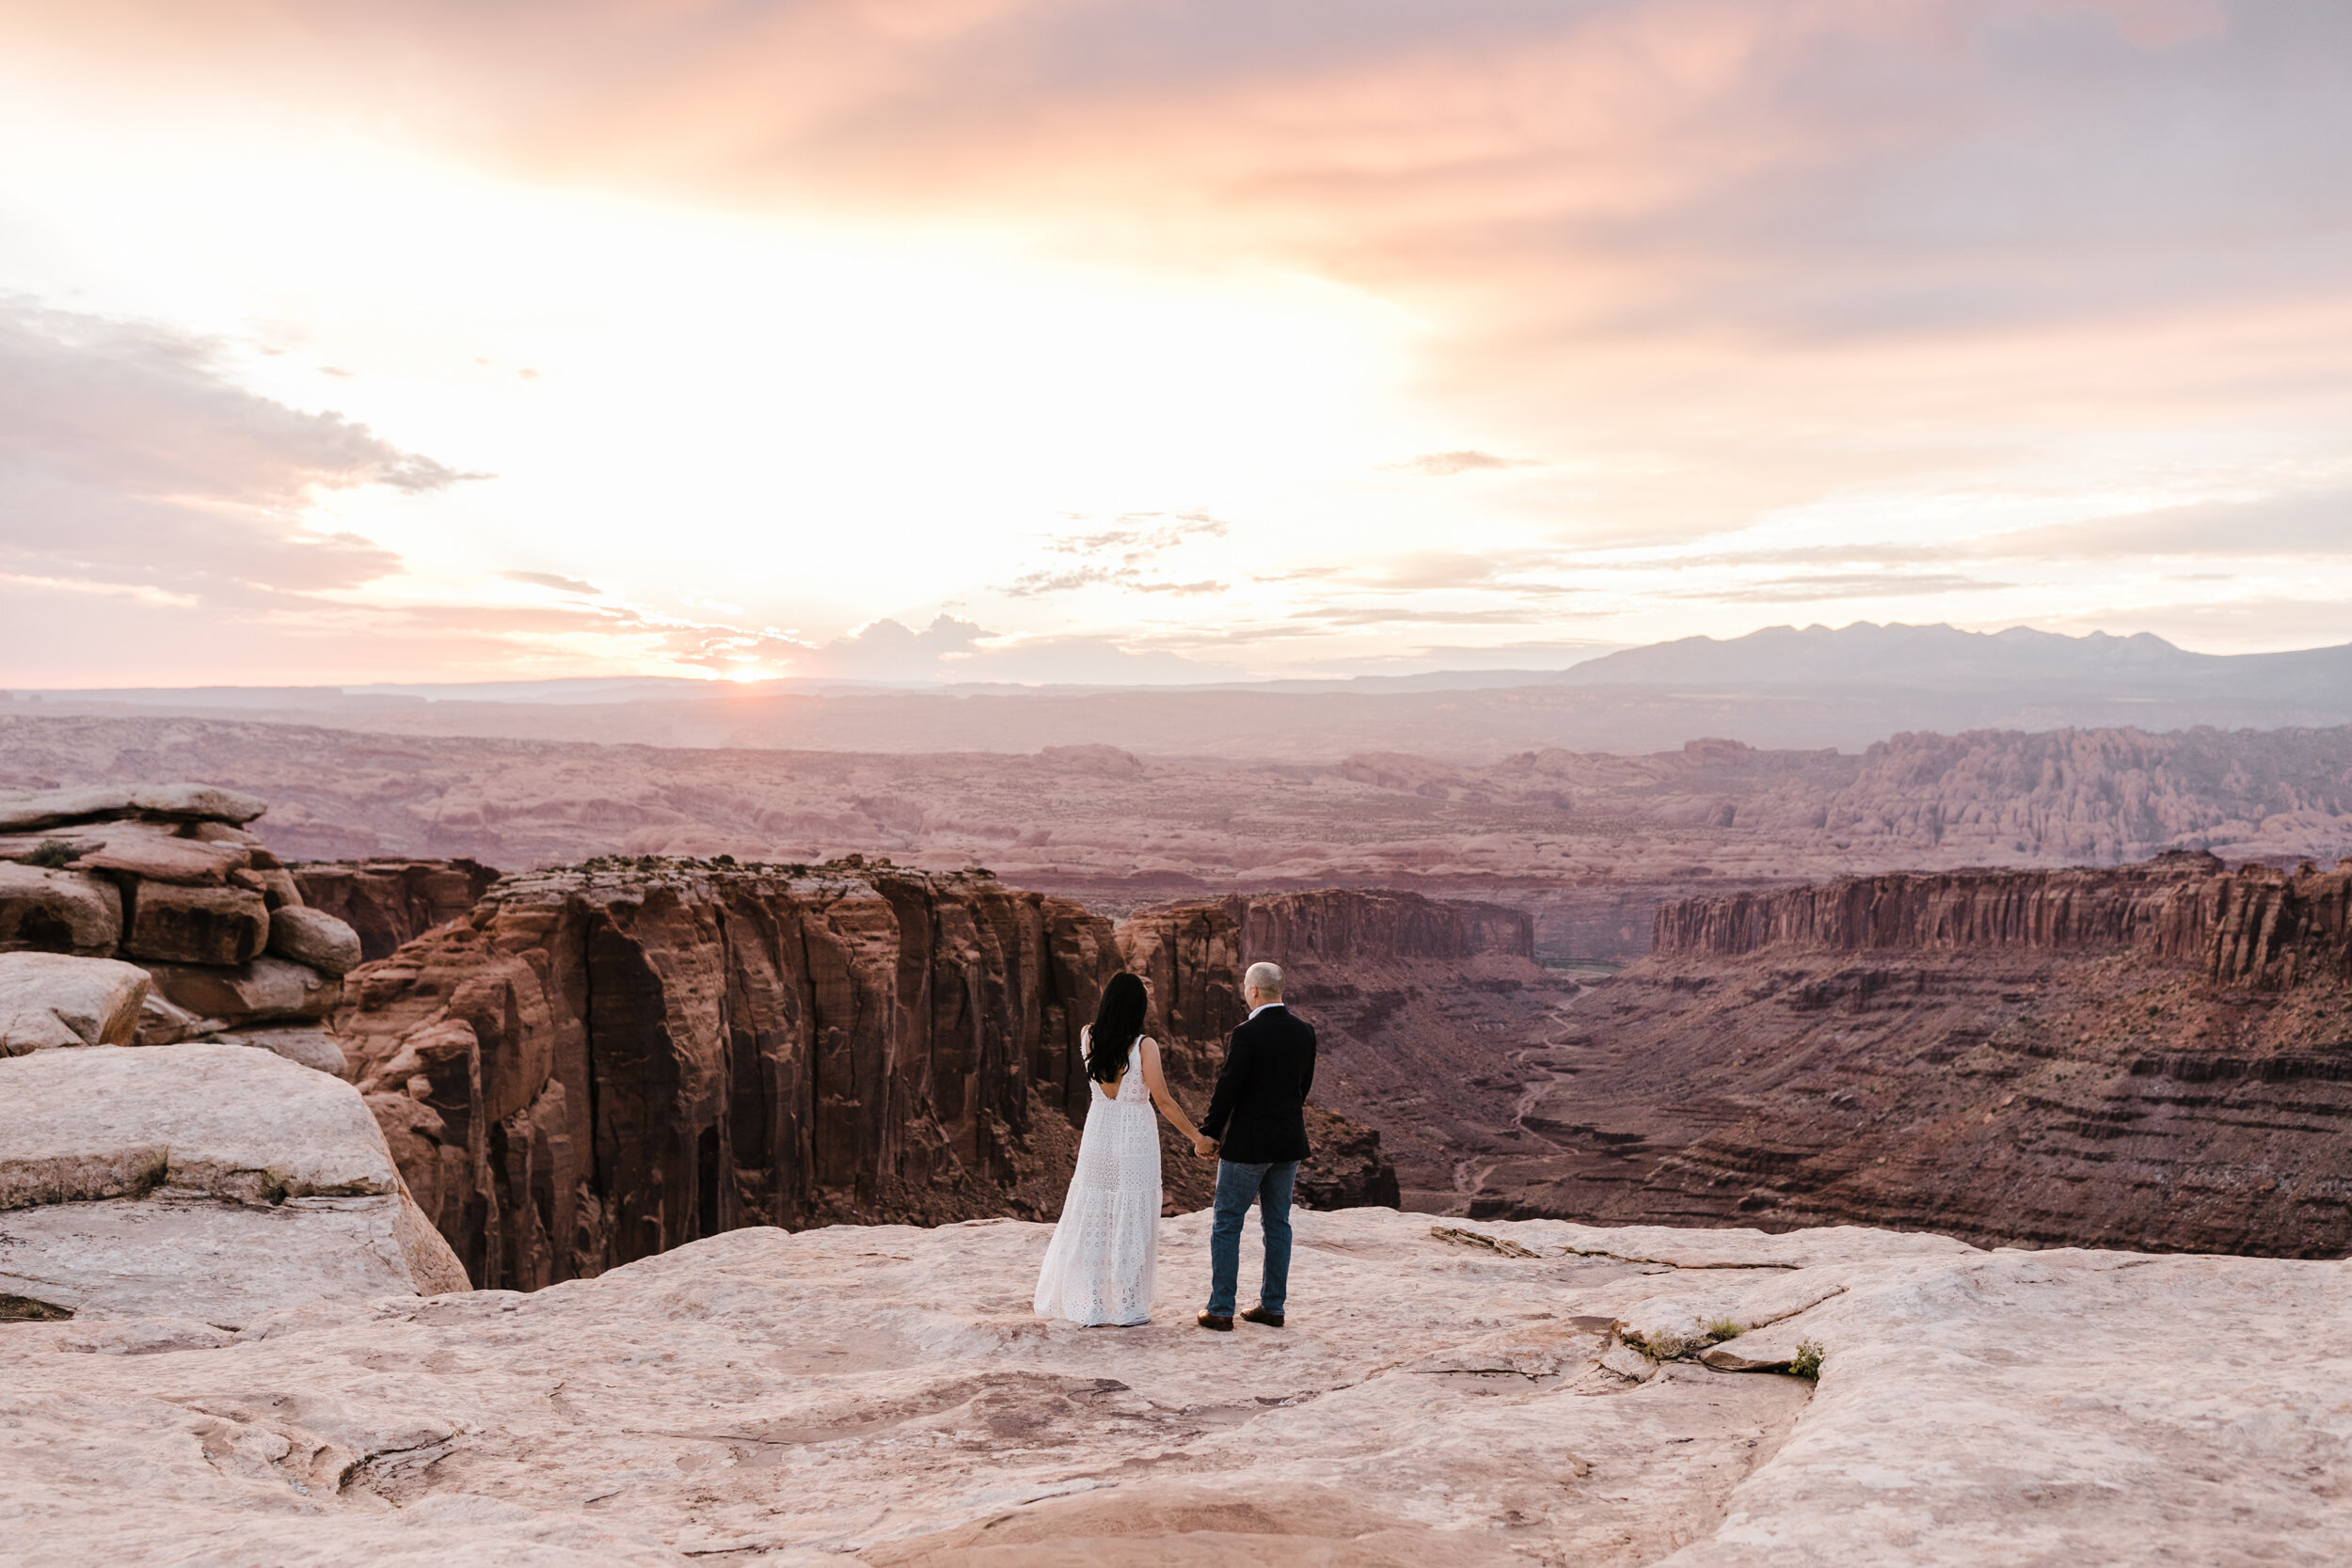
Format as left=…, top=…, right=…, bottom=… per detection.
left=1034, top=972, right=1210, bottom=1326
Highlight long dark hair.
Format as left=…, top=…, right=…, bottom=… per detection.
left=1086, top=972, right=1149, bottom=1084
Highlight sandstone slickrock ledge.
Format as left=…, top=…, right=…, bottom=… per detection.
left=0, top=1042, right=467, bottom=1325
left=0, top=1210, right=2344, bottom=1564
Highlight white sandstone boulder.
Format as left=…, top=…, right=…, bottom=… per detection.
left=0, top=953, right=151, bottom=1053
left=0, top=782, right=267, bottom=834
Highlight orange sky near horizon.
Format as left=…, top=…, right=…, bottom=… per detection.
left=2, top=0, right=2349, bottom=687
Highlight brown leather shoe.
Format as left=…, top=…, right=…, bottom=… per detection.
left=1239, top=1305, right=1285, bottom=1328
left=1196, top=1311, right=1233, bottom=1332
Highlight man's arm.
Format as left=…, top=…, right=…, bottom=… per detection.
left=1200, top=1024, right=1256, bottom=1142
left=1298, top=1021, right=1315, bottom=1103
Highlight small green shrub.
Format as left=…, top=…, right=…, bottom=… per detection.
left=14, top=839, right=78, bottom=869
left=1788, top=1339, right=1825, bottom=1380
left=1703, top=1317, right=1744, bottom=1343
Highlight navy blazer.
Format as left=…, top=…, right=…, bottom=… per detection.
left=1200, top=1003, right=1316, bottom=1164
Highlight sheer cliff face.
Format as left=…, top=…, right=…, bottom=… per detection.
left=1652, top=849, right=2352, bottom=989
left=1482, top=856, right=2352, bottom=1257
left=336, top=864, right=1119, bottom=1290
left=1120, top=890, right=1554, bottom=1210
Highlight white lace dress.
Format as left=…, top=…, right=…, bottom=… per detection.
left=1033, top=1030, right=1162, bottom=1326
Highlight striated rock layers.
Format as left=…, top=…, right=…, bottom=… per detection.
left=0, top=782, right=364, bottom=1050
left=334, top=863, right=1122, bottom=1290
left=1477, top=853, right=2352, bottom=1256
left=1120, top=889, right=1561, bottom=1209
left=1651, top=847, right=2352, bottom=987
left=332, top=861, right=1405, bottom=1291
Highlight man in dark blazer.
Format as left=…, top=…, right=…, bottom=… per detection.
left=1195, top=960, right=1316, bottom=1330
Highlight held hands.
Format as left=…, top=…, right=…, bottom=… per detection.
left=1192, top=1134, right=1220, bottom=1159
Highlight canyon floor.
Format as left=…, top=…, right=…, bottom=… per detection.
left=8, top=1208, right=2350, bottom=1566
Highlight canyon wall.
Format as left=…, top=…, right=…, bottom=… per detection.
left=335, top=863, right=1123, bottom=1290
left=336, top=863, right=1410, bottom=1290
left=292, top=858, right=501, bottom=962
left=1654, top=849, right=2352, bottom=988
left=1480, top=855, right=2352, bottom=1256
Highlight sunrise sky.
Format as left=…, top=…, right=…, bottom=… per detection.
left=3, top=0, right=2349, bottom=686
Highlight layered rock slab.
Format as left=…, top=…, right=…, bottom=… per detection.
left=0, top=781, right=362, bottom=1032
left=0, top=1043, right=467, bottom=1323
left=0, top=1210, right=2344, bottom=1565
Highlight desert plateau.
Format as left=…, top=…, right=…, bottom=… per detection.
left=6, top=637, right=2352, bottom=1560
left=11, top=6, right=2352, bottom=1559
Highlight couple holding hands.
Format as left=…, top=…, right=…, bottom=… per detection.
left=1031, top=962, right=1315, bottom=1332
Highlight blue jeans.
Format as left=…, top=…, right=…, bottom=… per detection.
left=1206, top=1159, right=1298, bottom=1317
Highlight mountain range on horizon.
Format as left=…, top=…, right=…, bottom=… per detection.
left=8, top=621, right=2352, bottom=762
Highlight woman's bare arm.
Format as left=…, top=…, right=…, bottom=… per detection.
left=1140, top=1038, right=1212, bottom=1151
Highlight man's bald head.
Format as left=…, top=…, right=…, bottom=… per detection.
left=1243, top=961, right=1283, bottom=1005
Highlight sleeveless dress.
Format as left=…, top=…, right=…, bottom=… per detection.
left=1033, top=1029, right=1162, bottom=1326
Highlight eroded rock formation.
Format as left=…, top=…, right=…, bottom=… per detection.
left=1652, top=848, right=2352, bottom=989
left=291, top=858, right=501, bottom=962
left=0, top=783, right=364, bottom=1050
left=334, top=862, right=1121, bottom=1289
left=1478, top=855, right=2352, bottom=1255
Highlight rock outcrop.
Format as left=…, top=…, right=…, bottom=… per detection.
left=1653, top=849, right=2352, bottom=987
left=332, top=863, right=1410, bottom=1291
left=5, top=1208, right=2346, bottom=1564
left=0, top=1041, right=467, bottom=1326
left=332, top=861, right=1129, bottom=1290
left=1478, top=855, right=2352, bottom=1255
left=291, top=858, right=501, bottom=962
left=0, top=783, right=364, bottom=1040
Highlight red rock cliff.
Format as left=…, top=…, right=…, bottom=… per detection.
left=1653, top=850, right=2352, bottom=989
left=293, top=858, right=501, bottom=962
left=335, top=862, right=1120, bottom=1289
